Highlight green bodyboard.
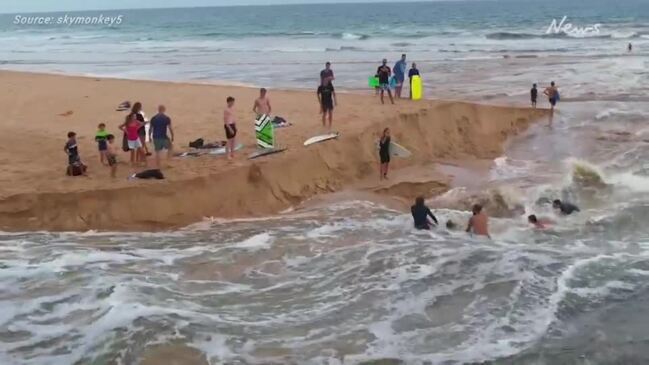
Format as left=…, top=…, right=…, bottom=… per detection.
left=368, top=76, right=379, bottom=88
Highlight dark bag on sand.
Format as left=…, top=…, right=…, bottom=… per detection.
left=122, top=133, right=129, bottom=152
left=67, top=163, right=86, bottom=176
left=135, top=169, right=165, bottom=180
left=189, top=138, right=204, bottom=149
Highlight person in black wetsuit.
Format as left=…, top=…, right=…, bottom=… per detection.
left=411, top=196, right=439, bottom=230
left=553, top=199, right=580, bottom=215
left=378, top=127, right=391, bottom=180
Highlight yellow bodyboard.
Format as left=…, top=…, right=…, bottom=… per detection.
left=411, top=75, right=422, bottom=100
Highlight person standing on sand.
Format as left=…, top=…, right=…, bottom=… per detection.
left=224, top=96, right=238, bottom=160
left=530, top=83, right=538, bottom=108
left=378, top=128, right=391, bottom=180
left=317, top=77, right=336, bottom=131
left=120, top=113, right=146, bottom=167
left=130, top=102, right=151, bottom=157
left=253, top=88, right=272, bottom=117
left=377, top=59, right=394, bottom=105
left=411, top=196, right=439, bottom=230
left=544, top=81, right=558, bottom=112
left=466, top=204, right=490, bottom=238
left=408, top=62, right=420, bottom=99
left=106, top=134, right=118, bottom=178
left=393, top=54, right=407, bottom=99
left=149, top=105, right=174, bottom=169
left=320, top=61, right=334, bottom=86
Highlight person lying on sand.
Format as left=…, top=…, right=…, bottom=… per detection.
left=411, top=196, right=438, bottom=230
left=466, top=204, right=490, bottom=238
left=253, top=88, right=272, bottom=117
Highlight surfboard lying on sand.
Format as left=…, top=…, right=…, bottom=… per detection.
left=207, top=143, right=243, bottom=155
left=248, top=147, right=287, bottom=160
left=376, top=140, right=412, bottom=158
left=304, top=132, right=339, bottom=146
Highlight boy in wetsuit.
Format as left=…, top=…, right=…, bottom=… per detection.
left=95, top=123, right=109, bottom=165
left=411, top=196, right=438, bottom=230
left=553, top=199, right=580, bottom=215
left=317, top=77, right=336, bottom=131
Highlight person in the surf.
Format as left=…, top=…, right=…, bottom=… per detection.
left=411, top=196, right=438, bottom=230
left=466, top=204, right=490, bottom=238
left=408, top=62, right=420, bottom=99
left=544, top=81, right=559, bottom=112
left=377, top=59, right=394, bottom=105
left=253, top=88, right=272, bottom=117
left=628, top=43, right=632, bottom=52
left=378, top=128, right=391, bottom=180
left=393, top=54, right=407, bottom=99
left=317, top=77, right=336, bottom=131
left=553, top=199, right=580, bottom=215
left=528, top=214, right=553, bottom=229
left=530, top=83, right=538, bottom=108
left=320, top=61, right=334, bottom=86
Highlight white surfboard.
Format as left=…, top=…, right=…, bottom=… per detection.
left=207, top=143, right=244, bottom=155
left=304, top=132, right=339, bottom=146
left=376, top=140, right=412, bottom=158
left=248, top=147, right=287, bottom=160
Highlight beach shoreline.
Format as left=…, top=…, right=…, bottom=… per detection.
left=0, top=70, right=549, bottom=232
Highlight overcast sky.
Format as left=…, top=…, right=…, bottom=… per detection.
left=4, top=0, right=437, bottom=13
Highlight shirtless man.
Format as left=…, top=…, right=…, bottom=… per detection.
left=253, top=88, right=272, bottom=117
left=224, top=96, right=237, bottom=160
left=466, top=204, right=490, bottom=238
left=544, top=81, right=559, bottom=112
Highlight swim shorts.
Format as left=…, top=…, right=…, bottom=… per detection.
left=127, top=139, right=142, bottom=150
left=153, top=138, right=171, bottom=151
left=225, top=124, right=237, bottom=139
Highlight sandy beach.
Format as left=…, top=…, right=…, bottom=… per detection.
left=0, top=70, right=548, bottom=231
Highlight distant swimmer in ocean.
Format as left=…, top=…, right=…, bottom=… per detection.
left=224, top=96, right=238, bottom=160
left=544, top=81, right=559, bottom=113
left=530, top=83, right=538, bottom=108
left=320, top=61, right=334, bottom=86
left=317, top=77, right=336, bottom=130
left=553, top=199, right=580, bottom=215
left=466, top=204, right=490, bottom=238
left=628, top=43, right=632, bottom=52
left=377, top=59, right=395, bottom=105
left=378, top=128, right=391, bottom=180
left=253, top=88, right=272, bottom=117
left=411, top=196, right=439, bottom=230
left=528, top=214, right=553, bottom=229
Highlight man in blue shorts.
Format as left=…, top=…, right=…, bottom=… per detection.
left=393, top=54, right=407, bottom=99
left=376, top=59, right=394, bottom=105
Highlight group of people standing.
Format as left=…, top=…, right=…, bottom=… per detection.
left=375, top=54, right=420, bottom=104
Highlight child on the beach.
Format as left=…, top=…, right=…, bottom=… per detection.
left=530, top=84, right=538, bottom=108
left=119, top=113, right=145, bottom=167
left=95, top=123, right=110, bottom=165
left=64, top=131, right=87, bottom=176
left=106, top=134, right=118, bottom=178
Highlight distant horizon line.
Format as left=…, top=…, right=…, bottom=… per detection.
left=0, top=0, right=492, bottom=15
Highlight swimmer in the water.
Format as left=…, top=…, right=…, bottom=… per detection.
left=411, top=196, right=438, bottom=230
left=466, top=204, right=490, bottom=238
left=528, top=214, right=554, bottom=229
left=446, top=220, right=457, bottom=230
left=553, top=199, right=580, bottom=215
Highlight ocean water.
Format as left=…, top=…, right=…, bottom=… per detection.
left=3, top=1, right=649, bottom=364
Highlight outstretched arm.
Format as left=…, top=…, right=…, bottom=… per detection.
left=427, top=209, right=439, bottom=225
left=168, top=120, right=175, bottom=142
left=466, top=217, right=473, bottom=233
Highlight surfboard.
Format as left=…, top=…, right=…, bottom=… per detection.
left=376, top=140, right=412, bottom=158
left=368, top=76, right=379, bottom=88
left=304, top=132, right=339, bottom=146
left=207, top=143, right=243, bottom=155
left=411, top=75, right=422, bottom=100
left=248, top=147, right=287, bottom=160
left=389, top=76, right=398, bottom=89
left=255, top=114, right=275, bottom=149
